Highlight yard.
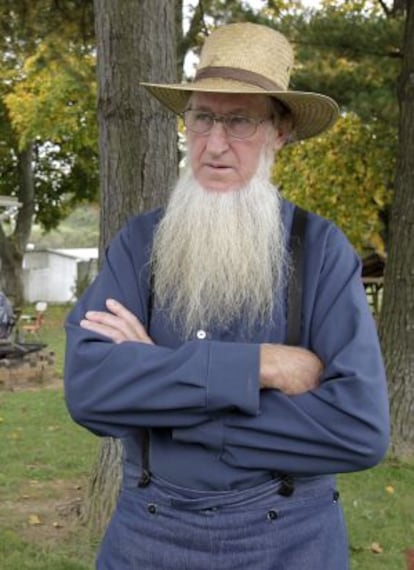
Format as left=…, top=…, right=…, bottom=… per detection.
left=0, top=304, right=413, bottom=569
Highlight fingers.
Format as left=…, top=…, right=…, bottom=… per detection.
left=105, top=299, right=153, bottom=343
left=80, top=317, right=129, bottom=344
left=80, top=299, right=153, bottom=345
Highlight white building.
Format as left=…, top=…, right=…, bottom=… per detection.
left=23, top=248, right=98, bottom=303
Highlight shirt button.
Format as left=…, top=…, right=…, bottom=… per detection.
left=196, top=330, right=207, bottom=340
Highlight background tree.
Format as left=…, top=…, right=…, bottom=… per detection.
left=378, top=0, right=414, bottom=457
left=0, top=0, right=97, bottom=305
left=0, top=0, right=403, bottom=305
left=82, top=0, right=178, bottom=536
left=278, top=0, right=402, bottom=250
left=273, top=113, right=393, bottom=254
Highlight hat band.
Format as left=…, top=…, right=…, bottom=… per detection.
left=195, top=66, right=285, bottom=92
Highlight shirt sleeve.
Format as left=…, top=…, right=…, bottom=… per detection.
left=64, top=219, right=260, bottom=438
left=172, top=224, right=390, bottom=475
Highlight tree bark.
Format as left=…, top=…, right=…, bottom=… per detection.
left=82, top=0, right=177, bottom=537
left=379, top=0, right=414, bottom=457
left=80, top=436, right=123, bottom=534
left=0, top=227, right=24, bottom=308
left=94, top=0, right=177, bottom=252
left=0, top=143, right=35, bottom=307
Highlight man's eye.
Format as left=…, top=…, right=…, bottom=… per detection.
left=228, top=116, right=251, bottom=127
left=194, top=112, right=212, bottom=123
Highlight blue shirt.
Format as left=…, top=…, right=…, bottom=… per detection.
left=64, top=200, right=389, bottom=491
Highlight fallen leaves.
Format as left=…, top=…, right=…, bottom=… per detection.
left=28, top=513, right=65, bottom=530
left=28, top=514, right=41, bottom=526
left=369, top=542, right=384, bottom=554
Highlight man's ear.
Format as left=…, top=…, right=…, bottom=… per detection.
left=273, top=130, right=287, bottom=151
left=273, top=116, right=292, bottom=151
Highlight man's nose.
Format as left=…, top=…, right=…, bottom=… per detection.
left=205, top=120, right=230, bottom=154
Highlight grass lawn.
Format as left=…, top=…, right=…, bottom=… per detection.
left=339, top=460, right=414, bottom=569
left=0, top=304, right=413, bottom=569
left=1, top=304, right=99, bottom=569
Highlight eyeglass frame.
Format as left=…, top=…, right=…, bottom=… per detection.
left=182, top=108, right=274, bottom=140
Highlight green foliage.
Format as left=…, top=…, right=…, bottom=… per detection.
left=274, top=113, right=394, bottom=253
left=0, top=0, right=405, bottom=258
left=71, top=271, right=94, bottom=301
left=0, top=0, right=98, bottom=233
left=5, top=42, right=97, bottom=151
left=285, top=4, right=403, bottom=125
left=30, top=205, right=99, bottom=249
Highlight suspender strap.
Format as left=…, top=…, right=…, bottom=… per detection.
left=138, top=270, right=154, bottom=487
left=137, top=428, right=151, bottom=487
left=286, top=206, right=308, bottom=347
left=277, top=206, right=308, bottom=497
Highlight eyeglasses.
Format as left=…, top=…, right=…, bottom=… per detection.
left=182, top=109, right=271, bottom=139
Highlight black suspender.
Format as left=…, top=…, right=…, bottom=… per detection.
left=286, top=206, right=308, bottom=346
left=137, top=428, right=151, bottom=487
left=138, top=206, right=308, bottom=489
left=278, top=206, right=308, bottom=496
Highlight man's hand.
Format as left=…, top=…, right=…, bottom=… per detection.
left=260, top=344, right=323, bottom=395
left=80, top=299, right=153, bottom=345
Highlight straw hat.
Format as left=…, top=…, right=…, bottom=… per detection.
left=141, top=22, right=339, bottom=141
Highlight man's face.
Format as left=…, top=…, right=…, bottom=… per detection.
left=186, top=92, right=284, bottom=192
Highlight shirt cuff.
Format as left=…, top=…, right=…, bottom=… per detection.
left=205, top=341, right=260, bottom=416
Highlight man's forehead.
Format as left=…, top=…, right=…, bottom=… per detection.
left=190, top=92, right=270, bottom=114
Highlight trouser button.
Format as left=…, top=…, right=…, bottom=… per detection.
left=147, top=503, right=157, bottom=514
left=267, top=509, right=278, bottom=521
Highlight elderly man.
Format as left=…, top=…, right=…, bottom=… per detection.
left=64, top=22, right=389, bottom=570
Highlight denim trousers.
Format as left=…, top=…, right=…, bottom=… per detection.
left=96, top=473, right=349, bottom=570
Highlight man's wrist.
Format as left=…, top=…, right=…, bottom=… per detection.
left=259, top=343, right=282, bottom=390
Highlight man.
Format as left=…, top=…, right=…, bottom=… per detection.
left=64, top=22, right=389, bottom=569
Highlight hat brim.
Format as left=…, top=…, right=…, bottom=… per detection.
left=141, top=79, right=339, bottom=141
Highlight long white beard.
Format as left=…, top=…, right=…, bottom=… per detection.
left=150, top=151, right=288, bottom=338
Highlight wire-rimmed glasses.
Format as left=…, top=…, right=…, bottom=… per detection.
left=183, top=109, right=271, bottom=139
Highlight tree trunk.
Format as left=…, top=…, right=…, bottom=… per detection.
left=0, top=143, right=35, bottom=307
left=82, top=0, right=177, bottom=537
left=80, top=437, right=123, bottom=534
left=95, top=0, right=177, bottom=252
left=379, top=0, right=414, bottom=457
left=0, top=229, right=24, bottom=308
